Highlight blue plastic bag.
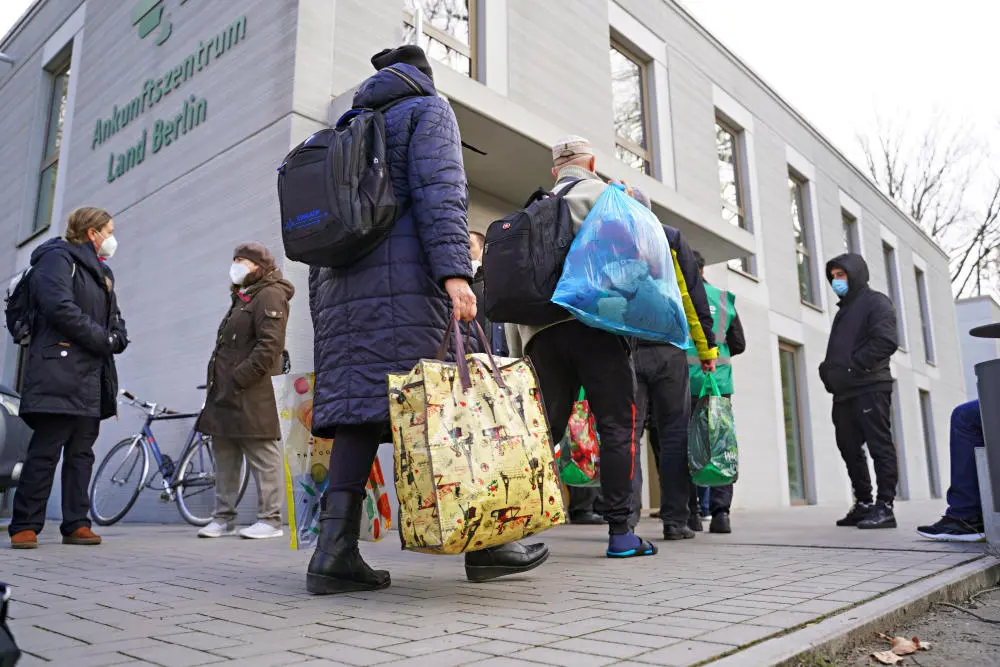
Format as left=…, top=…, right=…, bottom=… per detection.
left=552, top=184, right=690, bottom=346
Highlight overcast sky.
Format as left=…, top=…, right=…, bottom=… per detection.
left=3, top=0, right=997, bottom=168
left=679, top=0, right=999, bottom=167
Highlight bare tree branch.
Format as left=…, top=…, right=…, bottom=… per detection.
left=858, top=115, right=1000, bottom=297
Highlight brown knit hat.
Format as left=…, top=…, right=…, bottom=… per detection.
left=233, top=242, right=275, bottom=270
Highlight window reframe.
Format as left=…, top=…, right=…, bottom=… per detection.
left=29, top=55, right=71, bottom=239
left=788, top=170, right=817, bottom=306
left=609, top=39, right=653, bottom=175
left=914, top=267, right=935, bottom=364
left=778, top=342, right=809, bottom=505
left=403, top=0, right=477, bottom=79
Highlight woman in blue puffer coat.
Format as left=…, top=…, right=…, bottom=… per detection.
left=306, top=46, right=549, bottom=594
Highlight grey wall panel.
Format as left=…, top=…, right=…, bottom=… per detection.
left=507, top=0, right=613, bottom=154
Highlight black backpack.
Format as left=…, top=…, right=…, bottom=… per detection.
left=277, top=95, right=420, bottom=268
left=3, top=270, right=32, bottom=346
left=482, top=180, right=582, bottom=325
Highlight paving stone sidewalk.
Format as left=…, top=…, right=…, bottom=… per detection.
left=1, top=500, right=987, bottom=667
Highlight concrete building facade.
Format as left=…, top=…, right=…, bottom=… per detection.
left=0, top=0, right=964, bottom=521
left=956, top=296, right=1000, bottom=401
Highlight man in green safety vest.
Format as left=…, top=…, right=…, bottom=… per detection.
left=686, top=251, right=746, bottom=533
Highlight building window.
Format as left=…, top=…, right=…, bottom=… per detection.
left=918, top=390, right=941, bottom=499
left=842, top=209, right=860, bottom=255
left=882, top=242, right=907, bottom=348
left=32, top=58, right=71, bottom=236
left=914, top=267, right=935, bottom=363
left=716, top=118, right=754, bottom=275
left=789, top=172, right=816, bottom=304
left=779, top=343, right=808, bottom=504
left=610, top=41, right=651, bottom=175
left=403, top=0, right=475, bottom=78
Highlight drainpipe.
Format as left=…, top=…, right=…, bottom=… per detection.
left=0, top=53, right=14, bottom=66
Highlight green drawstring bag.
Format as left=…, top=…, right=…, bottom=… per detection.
left=555, top=388, right=601, bottom=487
left=688, top=373, right=738, bottom=486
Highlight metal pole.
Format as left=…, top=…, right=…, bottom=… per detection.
left=414, top=8, right=424, bottom=46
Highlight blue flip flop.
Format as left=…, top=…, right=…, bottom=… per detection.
left=606, top=537, right=658, bottom=558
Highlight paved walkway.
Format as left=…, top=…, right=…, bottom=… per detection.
left=1, top=500, right=989, bottom=667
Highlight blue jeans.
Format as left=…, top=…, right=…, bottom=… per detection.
left=946, top=400, right=984, bottom=520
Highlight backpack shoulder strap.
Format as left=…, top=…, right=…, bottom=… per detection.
left=375, top=94, right=424, bottom=114
left=554, top=178, right=584, bottom=198
left=522, top=178, right=584, bottom=208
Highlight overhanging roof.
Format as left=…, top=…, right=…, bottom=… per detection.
left=328, top=65, right=756, bottom=264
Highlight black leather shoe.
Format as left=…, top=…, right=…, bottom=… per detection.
left=709, top=512, right=731, bottom=534
left=306, top=491, right=391, bottom=595
left=662, top=523, right=696, bottom=540
left=836, top=502, right=872, bottom=527
left=569, top=511, right=606, bottom=525
left=687, top=513, right=703, bottom=532
left=465, top=541, right=550, bottom=582
left=858, top=503, right=897, bottom=529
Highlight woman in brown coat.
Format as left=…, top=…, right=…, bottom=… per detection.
left=195, top=242, right=294, bottom=539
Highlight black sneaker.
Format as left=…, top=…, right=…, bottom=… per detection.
left=710, top=512, right=731, bottom=534
left=687, top=513, right=703, bottom=532
left=916, top=515, right=985, bottom=542
left=857, top=502, right=896, bottom=529
left=836, top=502, right=872, bottom=527
left=663, top=523, right=696, bottom=540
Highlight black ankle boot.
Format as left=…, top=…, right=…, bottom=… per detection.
left=306, top=491, right=391, bottom=595
left=464, top=541, right=550, bottom=582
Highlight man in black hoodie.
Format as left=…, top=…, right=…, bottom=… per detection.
left=819, top=253, right=900, bottom=529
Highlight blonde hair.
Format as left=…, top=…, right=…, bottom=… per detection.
left=65, top=206, right=112, bottom=244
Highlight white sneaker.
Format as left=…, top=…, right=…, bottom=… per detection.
left=197, top=520, right=236, bottom=538
left=239, top=522, right=284, bottom=540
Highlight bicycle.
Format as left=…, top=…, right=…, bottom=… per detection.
left=89, top=387, right=250, bottom=527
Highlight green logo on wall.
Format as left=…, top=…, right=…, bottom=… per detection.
left=98, top=11, right=248, bottom=184
left=132, top=0, right=190, bottom=46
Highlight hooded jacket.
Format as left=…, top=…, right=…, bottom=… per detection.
left=308, top=63, right=473, bottom=432
left=19, top=238, right=127, bottom=423
left=819, top=253, right=898, bottom=400
left=197, top=269, right=294, bottom=440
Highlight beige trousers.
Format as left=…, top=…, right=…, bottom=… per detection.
left=213, top=437, right=283, bottom=528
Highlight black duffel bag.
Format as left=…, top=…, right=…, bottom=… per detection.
left=0, top=583, right=20, bottom=667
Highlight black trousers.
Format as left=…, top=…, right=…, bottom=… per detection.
left=832, top=391, right=898, bottom=505
left=9, top=414, right=99, bottom=536
left=632, top=343, right=692, bottom=527
left=325, top=422, right=388, bottom=498
left=567, top=486, right=599, bottom=517
left=529, top=321, right=636, bottom=530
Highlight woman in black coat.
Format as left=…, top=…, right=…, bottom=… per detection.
left=9, top=207, right=128, bottom=549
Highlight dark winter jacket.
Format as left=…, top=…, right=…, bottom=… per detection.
left=636, top=224, right=717, bottom=357
left=471, top=266, right=509, bottom=357
left=819, top=253, right=898, bottom=400
left=308, top=64, right=472, bottom=434
left=19, top=238, right=128, bottom=424
left=197, top=270, right=294, bottom=440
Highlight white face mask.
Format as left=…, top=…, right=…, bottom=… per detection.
left=471, top=259, right=482, bottom=274
left=97, top=233, right=118, bottom=259
left=229, top=262, right=251, bottom=285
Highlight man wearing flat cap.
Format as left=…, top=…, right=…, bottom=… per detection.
left=507, top=135, right=665, bottom=558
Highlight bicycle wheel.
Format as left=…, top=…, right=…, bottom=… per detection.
left=90, top=437, right=149, bottom=526
left=175, top=435, right=249, bottom=526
